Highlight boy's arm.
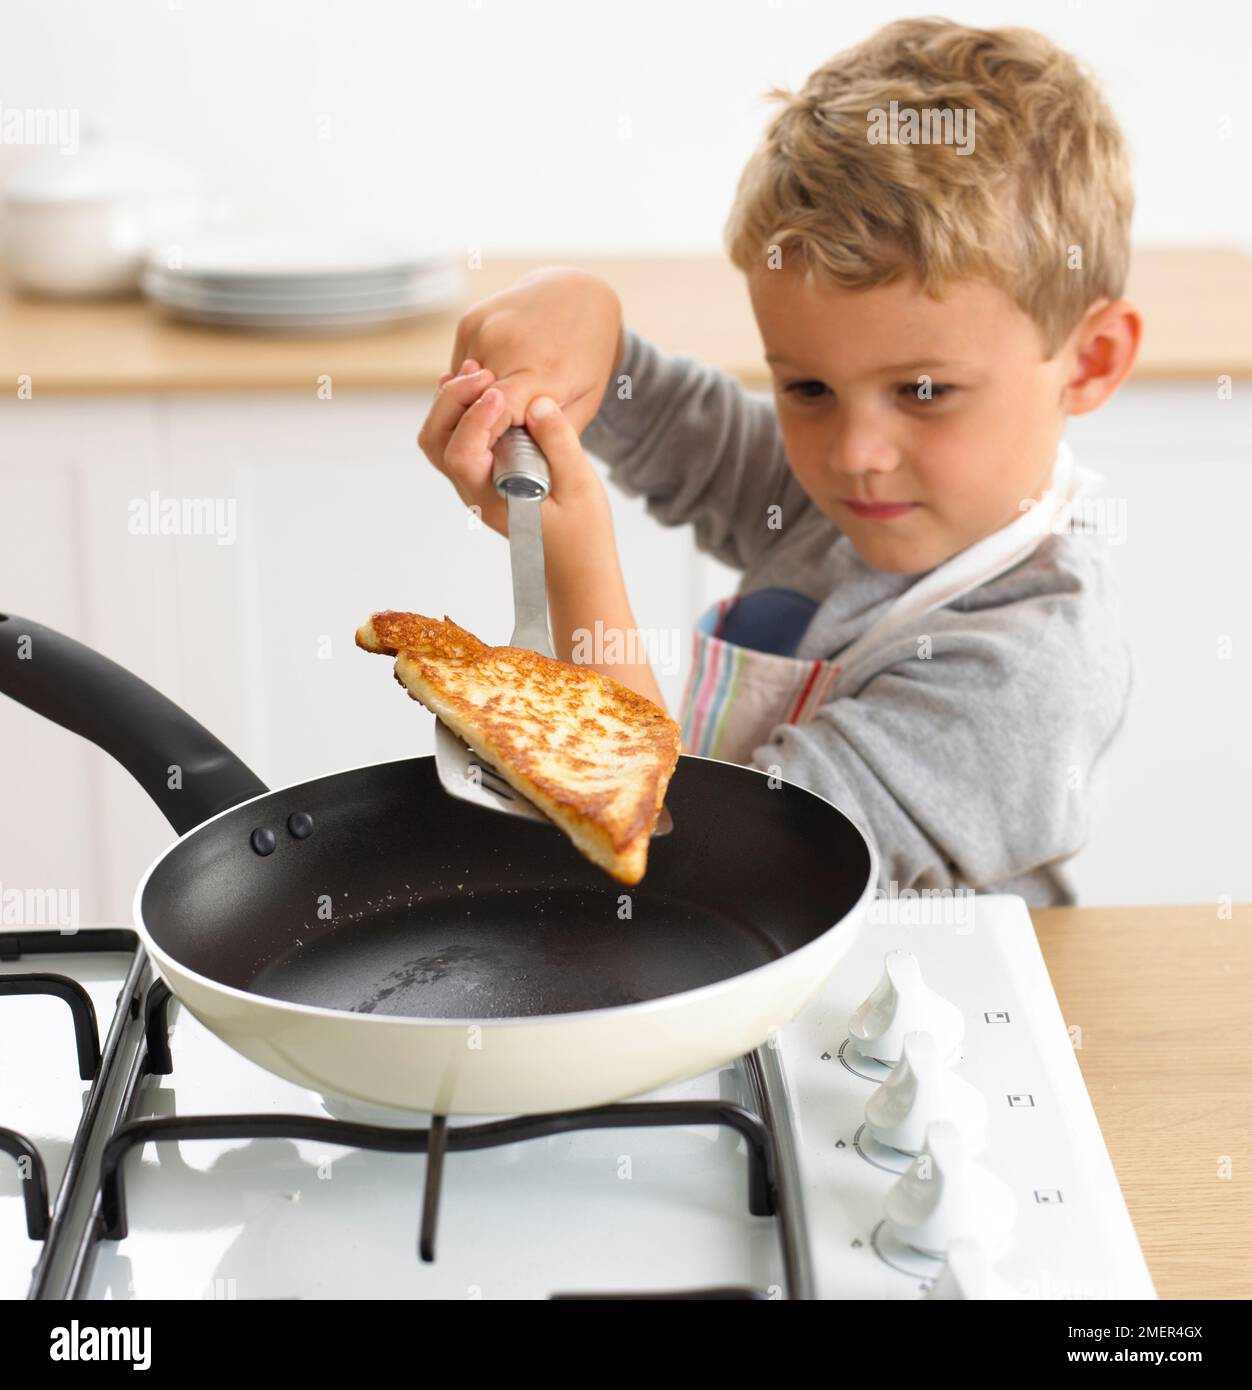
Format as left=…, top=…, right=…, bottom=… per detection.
left=544, top=522, right=669, bottom=713
left=526, top=398, right=668, bottom=710
left=750, top=587, right=1133, bottom=904
left=421, top=373, right=669, bottom=711
left=582, top=327, right=820, bottom=575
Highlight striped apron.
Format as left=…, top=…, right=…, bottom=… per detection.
left=679, top=599, right=842, bottom=762
left=678, top=440, right=1101, bottom=766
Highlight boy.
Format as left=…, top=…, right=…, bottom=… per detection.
left=417, top=18, right=1141, bottom=908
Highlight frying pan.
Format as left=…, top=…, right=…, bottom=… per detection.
left=0, top=613, right=876, bottom=1116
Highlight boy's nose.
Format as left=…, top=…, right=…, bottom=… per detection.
left=830, top=432, right=900, bottom=477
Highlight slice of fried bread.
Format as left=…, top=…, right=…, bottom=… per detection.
left=356, top=611, right=681, bottom=884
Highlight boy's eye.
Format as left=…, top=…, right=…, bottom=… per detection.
left=899, top=382, right=955, bottom=403
left=783, top=380, right=830, bottom=399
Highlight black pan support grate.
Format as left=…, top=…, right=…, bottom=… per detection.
left=0, top=928, right=147, bottom=1300
left=65, top=977, right=813, bottom=1299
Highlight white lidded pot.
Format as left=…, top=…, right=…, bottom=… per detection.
left=2, top=133, right=200, bottom=296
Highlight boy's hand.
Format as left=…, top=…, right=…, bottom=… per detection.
left=419, top=366, right=614, bottom=547
left=417, top=358, right=664, bottom=711
left=448, top=267, right=624, bottom=444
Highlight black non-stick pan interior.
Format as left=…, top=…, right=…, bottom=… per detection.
left=143, top=756, right=872, bottom=1019
left=0, top=613, right=872, bottom=1023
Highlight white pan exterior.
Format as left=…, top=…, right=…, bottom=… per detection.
left=132, top=783, right=877, bottom=1116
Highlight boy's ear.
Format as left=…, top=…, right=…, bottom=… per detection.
left=1060, top=298, right=1143, bottom=416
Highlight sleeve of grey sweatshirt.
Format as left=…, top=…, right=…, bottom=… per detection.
left=580, top=326, right=816, bottom=572
left=748, top=544, right=1134, bottom=901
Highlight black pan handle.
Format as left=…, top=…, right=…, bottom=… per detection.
left=0, top=613, right=268, bottom=835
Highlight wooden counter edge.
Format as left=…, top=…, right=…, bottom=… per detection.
left=1030, top=901, right=1252, bottom=1301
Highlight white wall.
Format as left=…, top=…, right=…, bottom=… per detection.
left=0, top=0, right=1248, bottom=254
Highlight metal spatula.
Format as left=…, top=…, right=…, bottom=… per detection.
left=433, top=425, right=672, bottom=836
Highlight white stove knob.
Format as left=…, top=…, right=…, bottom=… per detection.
left=925, top=1237, right=1020, bottom=1300
left=883, top=1120, right=1015, bottom=1257
left=864, top=1031, right=988, bottom=1155
left=849, top=950, right=963, bottom=1064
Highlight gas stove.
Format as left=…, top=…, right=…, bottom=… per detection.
left=1, top=896, right=1155, bottom=1300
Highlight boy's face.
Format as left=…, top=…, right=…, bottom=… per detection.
left=748, top=266, right=1072, bottom=574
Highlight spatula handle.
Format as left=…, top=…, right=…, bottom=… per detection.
left=491, top=426, right=551, bottom=500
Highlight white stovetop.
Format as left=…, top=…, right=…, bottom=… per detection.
left=0, top=896, right=1155, bottom=1300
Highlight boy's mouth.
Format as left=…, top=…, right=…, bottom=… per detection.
left=843, top=500, right=918, bottom=521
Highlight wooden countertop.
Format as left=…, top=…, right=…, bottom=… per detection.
left=1030, top=901, right=1251, bottom=1301
left=1, top=246, right=1248, bottom=394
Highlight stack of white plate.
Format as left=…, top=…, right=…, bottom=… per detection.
left=141, top=230, right=465, bottom=333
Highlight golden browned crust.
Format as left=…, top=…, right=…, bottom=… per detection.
left=356, top=610, right=681, bottom=884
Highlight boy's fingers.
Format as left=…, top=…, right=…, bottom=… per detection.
left=437, top=357, right=477, bottom=387
left=524, top=396, right=588, bottom=486
left=485, top=369, right=587, bottom=449
left=443, top=387, right=506, bottom=481
left=466, top=369, right=536, bottom=429
left=468, top=370, right=551, bottom=452
left=418, top=369, right=495, bottom=466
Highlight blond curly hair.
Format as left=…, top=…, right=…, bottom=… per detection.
left=724, top=18, right=1135, bottom=357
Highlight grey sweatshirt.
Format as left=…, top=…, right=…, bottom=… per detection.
left=582, top=328, right=1134, bottom=908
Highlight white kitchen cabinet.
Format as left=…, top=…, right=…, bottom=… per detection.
left=1, top=380, right=1248, bottom=920
left=1055, top=382, right=1252, bottom=907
